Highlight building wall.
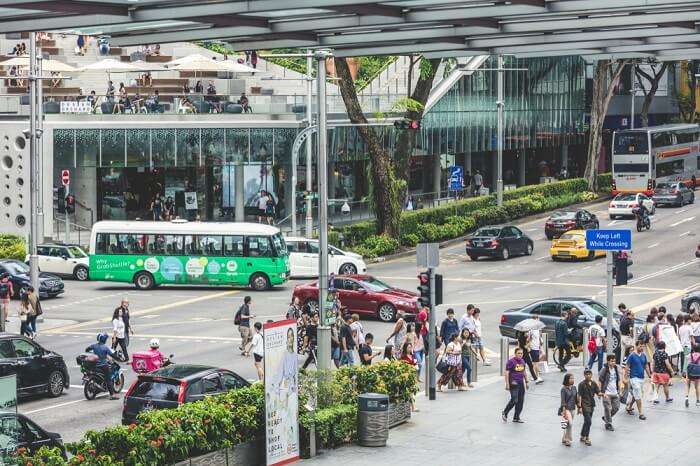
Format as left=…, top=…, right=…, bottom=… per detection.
left=0, top=123, right=31, bottom=237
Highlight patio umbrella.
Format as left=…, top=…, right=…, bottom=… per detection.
left=0, top=56, right=78, bottom=73
left=167, top=55, right=236, bottom=72
left=514, top=318, right=546, bottom=332
left=128, top=60, right=166, bottom=72
left=79, top=58, right=139, bottom=72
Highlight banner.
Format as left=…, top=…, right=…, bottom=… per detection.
left=264, top=320, right=299, bottom=466
left=0, top=375, right=17, bottom=412
left=659, top=325, right=682, bottom=356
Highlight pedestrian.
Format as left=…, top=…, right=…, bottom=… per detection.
left=18, top=293, right=31, bottom=338
left=651, top=341, right=675, bottom=404
left=437, top=334, right=465, bottom=392
left=25, top=286, right=41, bottom=339
left=458, top=304, right=476, bottom=333
left=439, top=308, right=459, bottom=350
left=330, top=320, right=341, bottom=368
left=413, top=322, right=425, bottom=380
left=471, top=308, right=491, bottom=365
left=383, top=344, right=395, bottom=361
left=339, top=313, right=356, bottom=366
left=235, top=296, right=255, bottom=356
left=350, top=313, right=365, bottom=353
left=302, top=312, right=319, bottom=369
left=528, top=312, right=544, bottom=383
left=472, top=170, right=483, bottom=196
left=250, top=322, right=264, bottom=381
left=560, top=373, right=577, bottom=446
left=684, top=344, right=700, bottom=407
left=286, top=296, right=302, bottom=320
left=0, top=272, right=14, bottom=333
left=619, top=305, right=634, bottom=362
left=642, top=314, right=656, bottom=361
left=625, top=340, right=651, bottom=420
left=403, top=323, right=420, bottom=376
left=555, top=311, right=569, bottom=372
left=257, top=190, right=269, bottom=223
left=587, top=315, right=606, bottom=372
left=502, top=347, right=528, bottom=422
left=112, top=307, right=129, bottom=361
left=359, top=333, right=380, bottom=366
left=459, top=328, right=474, bottom=388
left=516, top=330, right=538, bottom=383
left=400, top=341, right=420, bottom=412
left=599, top=354, right=621, bottom=431
left=386, top=316, right=407, bottom=358
left=416, top=306, right=429, bottom=352
left=577, top=369, right=600, bottom=446
left=678, top=315, right=692, bottom=375
left=114, top=297, right=133, bottom=348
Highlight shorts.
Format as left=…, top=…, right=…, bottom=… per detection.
left=530, top=350, right=540, bottom=363
left=630, top=377, right=644, bottom=400
left=472, top=337, right=483, bottom=349
left=652, top=372, right=670, bottom=385
left=253, top=353, right=263, bottom=363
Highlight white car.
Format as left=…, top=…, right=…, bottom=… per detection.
left=26, top=244, right=90, bottom=281
left=608, top=193, right=655, bottom=219
left=285, top=237, right=367, bottom=278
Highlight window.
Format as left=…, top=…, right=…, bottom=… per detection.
left=202, top=375, right=222, bottom=394
left=149, top=235, right=166, bottom=254
left=183, top=235, right=197, bottom=255
left=246, top=236, right=273, bottom=257
left=286, top=241, right=299, bottom=253
left=613, top=163, right=649, bottom=174
left=510, top=227, right=523, bottom=236
left=49, top=247, right=64, bottom=258
left=613, top=132, right=648, bottom=154
left=651, top=132, right=673, bottom=148
left=0, top=340, right=15, bottom=358
left=36, top=246, right=49, bottom=256
left=199, top=236, right=222, bottom=256
left=307, top=241, right=319, bottom=254
left=656, top=159, right=684, bottom=178
left=272, top=233, right=288, bottom=256
left=531, top=302, right=559, bottom=317
left=131, top=381, right=180, bottom=401
left=223, top=235, right=244, bottom=257
left=12, top=339, right=40, bottom=358
left=0, top=417, right=24, bottom=450
left=220, top=372, right=246, bottom=390
left=165, top=235, right=184, bottom=255
left=67, top=246, right=87, bottom=258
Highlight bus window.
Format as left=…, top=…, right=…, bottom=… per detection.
left=165, top=235, right=184, bottom=255
left=223, top=236, right=244, bottom=257
left=183, top=235, right=197, bottom=255
left=199, top=236, right=222, bottom=255
left=247, top=236, right=273, bottom=257
left=96, top=233, right=109, bottom=254
left=131, top=234, right=148, bottom=254
left=613, top=163, right=649, bottom=173
left=652, top=132, right=672, bottom=148
left=150, top=235, right=166, bottom=254
left=272, top=233, right=287, bottom=256
left=657, top=160, right=684, bottom=178
left=614, top=132, right=648, bottom=154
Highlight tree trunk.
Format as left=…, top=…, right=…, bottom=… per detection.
left=334, top=57, right=399, bottom=237
left=584, top=59, right=629, bottom=191
left=635, top=62, right=668, bottom=128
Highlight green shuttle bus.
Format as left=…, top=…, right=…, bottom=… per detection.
left=88, top=220, right=290, bottom=291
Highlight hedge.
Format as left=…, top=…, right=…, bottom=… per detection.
left=14, top=361, right=418, bottom=466
left=0, top=234, right=26, bottom=261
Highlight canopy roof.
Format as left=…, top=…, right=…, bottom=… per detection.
left=4, top=1, right=700, bottom=60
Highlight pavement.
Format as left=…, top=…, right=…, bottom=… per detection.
left=307, top=360, right=700, bottom=466
left=11, top=197, right=700, bottom=442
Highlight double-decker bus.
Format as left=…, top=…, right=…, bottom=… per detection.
left=88, top=220, right=289, bottom=291
left=611, top=124, right=700, bottom=195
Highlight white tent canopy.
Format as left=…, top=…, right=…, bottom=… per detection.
left=167, top=53, right=257, bottom=73
left=0, top=56, right=78, bottom=73
left=79, top=58, right=139, bottom=72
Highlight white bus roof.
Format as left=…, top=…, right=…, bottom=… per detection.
left=91, top=220, right=281, bottom=236
left=616, top=124, right=700, bottom=133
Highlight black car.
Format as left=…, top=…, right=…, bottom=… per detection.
left=0, top=412, right=66, bottom=459
left=544, top=209, right=599, bottom=240
left=466, top=225, right=533, bottom=260
left=0, top=260, right=65, bottom=299
left=0, top=333, right=70, bottom=398
left=122, top=365, right=249, bottom=425
left=681, top=290, right=700, bottom=314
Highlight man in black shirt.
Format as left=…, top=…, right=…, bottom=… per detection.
left=619, top=304, right=634, bottom=361
left=359, top=333, right=379, bottom=366
left=237, top=296, right=255, bottom=355
left=302, top=313, right=319, bottom=369
left=339, top=314, right=356, bottom=366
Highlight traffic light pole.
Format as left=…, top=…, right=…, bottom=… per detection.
left=606, top=251, right=614, bottom=355
left=65, top=183, right=70, bottom=244
left=428, top=267, right=436, bottom=400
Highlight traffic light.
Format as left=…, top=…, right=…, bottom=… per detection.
left=434, top=273, right=443, bottom=306
left=65, top=194, right=75, bottom=214
left=54, top=186, right=66, bottom=213
left=394, top=119, right=421, bottom=130
left=613, top=252, right=633, bottom=286
left=417, top=271, right=430, bottom=308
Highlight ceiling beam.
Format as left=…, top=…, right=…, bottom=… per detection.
left=0, top=14, right=130, bottom=34
left=326, top=4, right=405, bottom=18
left=319, top=25, right=498, bottom=46
left=226, top=39, right=319, bottom=51
left=188, top=15, right=269, bottom=29
left=110, top=25, right=272, bottom=46
left=1, top=0, right=129, bottom=16
left=334, top=42, right=483, bottom=57
left=605, top=42, right=700, bottom=53
left=493, top=39, right=644, bottom=54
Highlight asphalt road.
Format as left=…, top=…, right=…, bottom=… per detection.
left=11, top=197, right=700, bottom=442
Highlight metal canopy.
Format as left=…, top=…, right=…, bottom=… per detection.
left=5, top=0, right=700, bottom=59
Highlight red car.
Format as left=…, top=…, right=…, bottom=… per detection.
left=292, top=275, right=419, bottom=322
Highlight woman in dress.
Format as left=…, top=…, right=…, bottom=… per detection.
left=437, top=333, right=466, bottom=391
left=560, top=373, right=577, bottom=447
left=386, top=317, right=407, bottom=358
left=459, top=328, right=474, bottom=388
left=112, top=307, right=129, bottom=362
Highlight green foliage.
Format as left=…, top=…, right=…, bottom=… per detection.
left=0, top=234, right=26, bottom=261
left=597, top=172, right=612, bottom=191
left=390, top=97, right=424, bottom=113
left=419, top=57, right=434, bottom=80
left=300, top=404, right=357, bottom=450
left=351, top=234, right=400, bottom=259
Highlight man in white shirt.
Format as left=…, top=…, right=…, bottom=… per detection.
left=587, top=315, right=606, bottom=372
left=250, top=322, right=264, bottom=381
left=528, top=312, right=543, bottom=382
left=459, top=305, right=476, bottom=334
left=257, top=190, right=269, bottom=223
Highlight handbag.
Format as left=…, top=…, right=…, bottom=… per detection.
left=436, top=356, right=448, bottom=374
left=35, top=300, right=43, bottom=317
left=688, top=354, right=700, bottom=378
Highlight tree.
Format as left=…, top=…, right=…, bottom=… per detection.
left=678, top=60, right=699, bottom=123
left=634, top=60, right=669, bottom=127
left=584, top=59, right=630, bottom=191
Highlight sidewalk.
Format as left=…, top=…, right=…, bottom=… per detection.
left=306, top=361, right=698, bottom=465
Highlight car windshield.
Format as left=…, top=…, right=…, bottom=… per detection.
left=582, top=301, right=621, bottom=318
left=655, top=183, right=672, bottom=191
left=559, top=233, right=583, bottom=241
left=550, top=211, right=575, bottom=219
left=329, top=246, right=344, bottom=255
left=131, top=380, right=180, bottom=401
left=68, top=246, right=87, bottom=258
left=2, top=261, right=28, bottom=275
left=614, top=194, right=636, bottom=201
left=360, top=277, right=391, bottom=291
left=475, top=228, right=501, bottom=237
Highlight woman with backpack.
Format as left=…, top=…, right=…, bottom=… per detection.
left=684, top=344, right=700, bottom=408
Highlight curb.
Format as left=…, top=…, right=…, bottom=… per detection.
left=367, top=193, right=612, bottom=264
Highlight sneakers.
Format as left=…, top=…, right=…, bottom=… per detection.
left=666, top=398, right=674, bottom=403
left=605, top=424, right=615, bottom=431
left=686, top=398, right=690, bottom=408
left=501, top=412, right=507, bottom=422
left=484, top=359, right=492, bottom=366
left=512, top=418, right=524, bottom=423
left=535, top=378, right=544, bottom=385
left=584, top=438, right=592, bottom=446
left=639, top=415, right=647, bottom=420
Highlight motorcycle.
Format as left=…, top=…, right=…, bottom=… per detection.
left=77, top=353, right=125, bottom=400
left=633, top=207, right=651, bottom=232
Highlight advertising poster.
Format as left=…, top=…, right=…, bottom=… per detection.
left=0, top=375, right=17, bottom=412
left=264, top=320, right=299, bottom=466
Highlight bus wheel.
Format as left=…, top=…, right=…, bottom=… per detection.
left=134, top=271, right=154, bottom=290
left=250, top=273, right=270, bottom=291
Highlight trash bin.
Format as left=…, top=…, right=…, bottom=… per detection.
left=357, top=393, right=389, bottom=447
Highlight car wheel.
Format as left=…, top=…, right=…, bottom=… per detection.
left=468, top=254, right=478, bottom=261
left=134, top=271, right=154, bottom=290
left=249, top=273, right=271, bottom=291
left=551, top=256, right=559, bottom=262
left=73, top=265, right=89, bottom=281
left=501, top=247, right=510, bottom=260
left=525, top=242, right=533, bottom=256
left=612, top=333, right=620, bottom=351
left=47, top=371, right=65, bottom=397
left=339, top=263, right=357, bottom=275
left=689, top=299, right=700, bottom=314
left=377, top=303, right=396, bottom=323
left=305, top=299, right=319, bottom=314
left=587, top=250, right=596, bottom=261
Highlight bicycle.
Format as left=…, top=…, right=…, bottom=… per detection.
left=552, top=339, right=582, bottom=368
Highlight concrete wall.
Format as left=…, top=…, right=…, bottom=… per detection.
left=0, top=121, right=31, bottom=238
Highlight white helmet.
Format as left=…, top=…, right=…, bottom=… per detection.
left=149, top=338, right=160, bottom=349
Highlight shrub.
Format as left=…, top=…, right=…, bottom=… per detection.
left=0, top=234, right=26, bottom=261
left=352, top=234, right=399, bottom=258
left=300, top=404, right=357, bottom=450
left=400, top=233, right=420, bottom=247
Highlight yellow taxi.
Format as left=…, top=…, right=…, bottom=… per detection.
left=549, top=229, right=606, bottom=261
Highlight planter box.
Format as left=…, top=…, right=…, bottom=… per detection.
left=171, top=438, right=264, bottom=466
left=388, top=401, right=411, bottom=428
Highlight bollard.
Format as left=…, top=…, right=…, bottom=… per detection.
left=469, top=346, right=478, bottom=383
left=582, top=328, right=590, bottom=367
left=500, top=337, right=510, bottom=376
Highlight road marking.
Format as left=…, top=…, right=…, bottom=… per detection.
left=680, top=231, right=691, bottom=237
left=631, top=281, right=700, bottom=313
left=24, top=393, right=108, bottom=415
left=54, top=330, right=244, bottom=342
left=541, top=278, right=551, bottom=282
left=647, top=243, right=659, bottom=249
left=609, top=220, right=619, bottom=226
left=493, top=286, right=511, bottom=291
left=442, top=298, right=538, bottom=307
left=670, top=216, right=695, bottom=227
left=141, top=314, right=160, bottom=319
left=675, top=208, right=688, bottom=214
left=458, top=289, right=480, bottom=294
left=472, top=272, right=483, bottom=277
left=535, top=255, right=548, bottom=261
left=44, top=290, right=239, bottom=333
left=629, top=260, right=697, bottom=284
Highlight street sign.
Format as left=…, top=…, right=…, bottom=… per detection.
left=417, top=243, right=439, bottom=268
left=61, top=169, right=70, bottom=186
left=448, top=166, right=463, bottom=191
left=585, top=229, right=632, bottom=251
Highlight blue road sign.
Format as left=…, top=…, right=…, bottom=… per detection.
left=448, top=165, right=463, bottom=191
left=585, top=229, right=632, bottom=251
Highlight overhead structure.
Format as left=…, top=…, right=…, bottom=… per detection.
left=6, top=1, right=700, bottom=60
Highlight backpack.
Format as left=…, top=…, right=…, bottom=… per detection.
left=234, top=306, right=243, bottom=325
left=688, top=353, right=700, bottom=378
left=587, top=333, right=597, bottom=353
left=637, top=328, right=651, bottom=344
left=0, top=282, right=8, bottom=299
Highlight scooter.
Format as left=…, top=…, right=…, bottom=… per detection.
left=633, top=208, right=651, bottom=232
left=77, top=353, right=125, bottom=400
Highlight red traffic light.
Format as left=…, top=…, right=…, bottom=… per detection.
left=409, top=120, right=420, bottom=130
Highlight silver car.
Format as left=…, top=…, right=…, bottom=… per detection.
left=652, top=182, right=695, bottom=207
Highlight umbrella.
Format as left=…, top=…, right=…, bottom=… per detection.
left=167, top=53, right=258, bottom=73
left=128, top=60, right=166, bottom=72
left=0, top=56, right=78, bottom=73
left=514, top=318, right=546, bottom=332
left=79, top=58, right=138, bottom=72
left=219, top=60, right=258, bottom=73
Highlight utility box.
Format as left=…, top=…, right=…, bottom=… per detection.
left=357, top=393, right=389, bottom=447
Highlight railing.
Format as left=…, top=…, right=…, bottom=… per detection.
left=52, top=218, right=91, bottom=247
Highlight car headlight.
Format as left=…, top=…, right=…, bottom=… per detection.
left=396, top=300, right=410, bottom=307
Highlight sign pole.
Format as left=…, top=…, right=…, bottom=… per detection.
left=606, top=251, right=614, bottom=355
left=428, top=267, right=436, bottom=400
left=65, top=182, right=70, bottom=244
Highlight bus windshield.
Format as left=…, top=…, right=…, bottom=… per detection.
left=271, top=233, right=287, bottom=256
left=613, top=132, right=648, bottom=155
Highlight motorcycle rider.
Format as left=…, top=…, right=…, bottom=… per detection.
left=633, top=202, right=650, bottom=230
left=146, top=338, right=167, bottom=369
left=85, top=333, right=120, bottom=400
